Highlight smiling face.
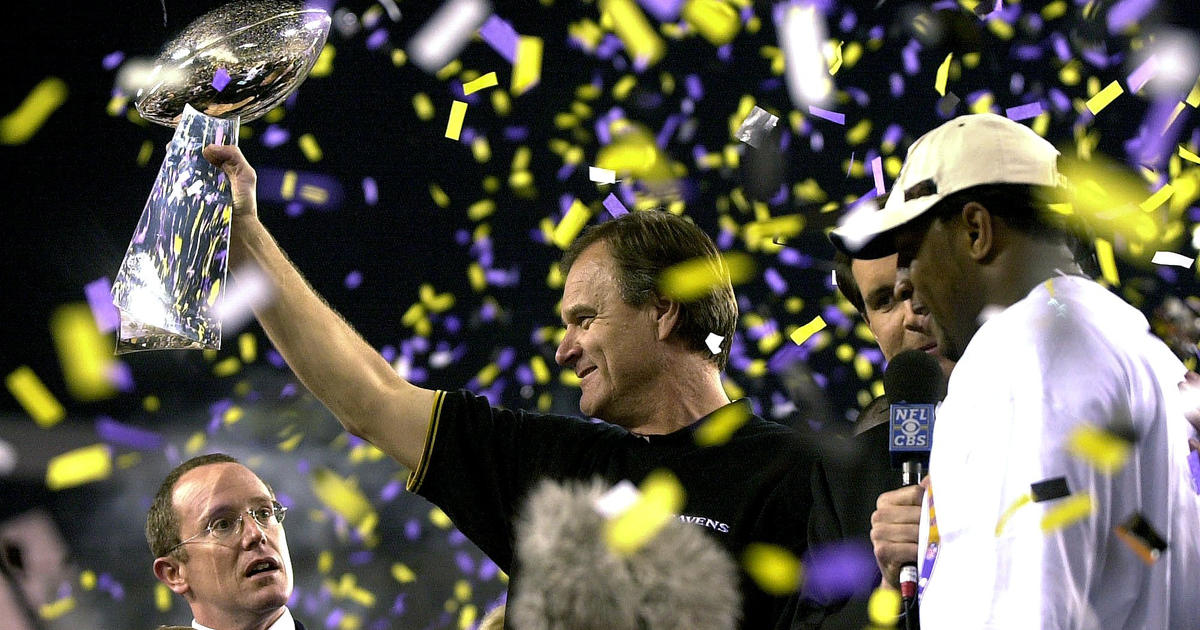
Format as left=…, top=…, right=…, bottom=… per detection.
left=163, top=463, right=292, bottom=629
left=851, top=254, right=955, bottom=375
left=554, top=242, right=665, bottom=427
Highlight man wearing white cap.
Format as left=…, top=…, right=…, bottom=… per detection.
left=829, top=113, right=1200, bottom=629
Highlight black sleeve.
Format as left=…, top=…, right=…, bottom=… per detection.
left=405, top=390, right=626, bottom=571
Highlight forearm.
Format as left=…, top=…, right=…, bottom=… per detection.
left=229, top=216, right=433, bottom=469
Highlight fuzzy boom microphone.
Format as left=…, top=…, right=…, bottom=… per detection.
left=508, top=478, right=741, bottom=630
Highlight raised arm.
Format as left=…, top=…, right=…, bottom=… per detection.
left=204, top=144, right=435, bottom=470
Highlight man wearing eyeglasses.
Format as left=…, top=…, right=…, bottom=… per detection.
left=146, top=453, right=303, bottom=630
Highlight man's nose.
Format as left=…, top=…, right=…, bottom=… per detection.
left=240, top=515, right=267, bottom=547
left=554, top=329, right=578, bottom=367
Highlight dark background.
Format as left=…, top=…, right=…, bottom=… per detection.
left=2, top=0, right=1198, bottom=628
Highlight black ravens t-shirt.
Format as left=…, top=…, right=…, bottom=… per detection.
left=407, top=390, right=815, bottom=629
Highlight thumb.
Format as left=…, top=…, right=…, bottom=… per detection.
left=202, top=144, right=258, bottom=217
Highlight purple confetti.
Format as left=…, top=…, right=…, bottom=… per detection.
left=1107, top=0, right=1155, bottom=34
left=380, top=478, right=403, bottom=502
left=602, top=192, right=629, bottom=217
left=366, top=27, right=389, bottom=50
left=85, top=277, right=120, bottom=333
left=1188, top=450, right=1200, bottom=495
left=801, top=541, right=878, bottom=603
left=261, top=125, right=290, bottom=148
left=102, top=51, right=125, bottom=70
left=107, top=361, right=135, bottom=392
left=638, top=0, right=683, bottom=21
left=362, top=177, right=378, bottom=205
left=455, top=550, right=474, bottom=574
left=479, top=15, right=519, bottom=63
left=405, top=518, right=422, bottom=540
left=1126, top=54, right=1158, bottom=93
left=212, top=67, right=231, bottom=92
left=1005, top=102, right=1043, bottom=121
left=96, top=416, right=163, bottom=450
left=871, top=156, right=885, bottom=194
left=345, top=271, right=363, bottom=289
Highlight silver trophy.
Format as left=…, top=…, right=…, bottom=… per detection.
left=112, top=0, right=330, bottom=353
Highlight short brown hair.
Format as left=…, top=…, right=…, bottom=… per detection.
left=146, top=453, right=239, bottom=561
left=561, top=211, right=737, bottom=370
left=833, top=250, right=867, bottom=319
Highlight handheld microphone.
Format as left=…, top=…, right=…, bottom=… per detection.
left=883, top=349, right=943, bottom=485
left=882, top=349, right=945, bottom=630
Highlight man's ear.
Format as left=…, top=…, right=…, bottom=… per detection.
left=960, top=201, right=996, bottom=261
left=153, top=556, right=190, bottom=596
left=652, top=293, right=681, bottom=342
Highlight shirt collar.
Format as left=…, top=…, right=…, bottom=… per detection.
left=192, top=607, right=295, bottom=630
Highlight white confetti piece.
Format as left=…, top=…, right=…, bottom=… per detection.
left=705, top=333, right=724, bottom=355
left=735, top=106, right=779, bottom=148
left=1151, top=251, right=1194, bottom=268
left=588, top=166, right=617, bottom=184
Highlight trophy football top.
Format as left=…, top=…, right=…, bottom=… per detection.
left=135, top=0, right=331, bottom=126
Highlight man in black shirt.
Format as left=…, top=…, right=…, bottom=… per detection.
left=787, top=250, right=953, bottom=629
left=205, top=145, right=814, bottom=629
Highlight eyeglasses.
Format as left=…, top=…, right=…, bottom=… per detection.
left=170, top=501, right=287, bottom=553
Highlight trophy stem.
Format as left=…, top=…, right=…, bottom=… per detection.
left=111, top=104, right=240, bottom=354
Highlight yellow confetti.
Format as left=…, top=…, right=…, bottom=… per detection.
left=430, top=183, right=451, bottom=208
left=1186, top=78, right=1200, bottom=107
left=49, top=304, right=116, bottom=402
left=682, top=0, right=741, bottom=47
left=311, top=44, right=336, bottom=78
left=994, top=493, right=1032, bottom=536
left=1139, top=184, right=1174, bottom=212
left=430, top=506, right=453, bottom=529
left=552, top=199, right=593, bottom=249
left=454, top=579, right=472, bottom=601
left=695, top=402, right=751, bottom=446
left=790, top=316, right=827, bottom=346
left=238, top=332, right=257, bottom=363
left=6, top=366, right=65, bottom=427
left=1085, top=81, right=1124, bottom=115
left=1040, top=493, right=1094, bottom=533
left=462, top=71, right=498, bottom=95
left=445, top=100, right=468, bottom=141
left=39, top=596, right=76, bottom=620
left=511, top=36, right=544, bottom=95
left=137, top=139, right=154, bottom=166
left=184, top=431, right=207, bottom=455
left=413, top=93, right=435, bottom=121
left=605, top=469, right=685, bottom=554
left=1, top=76, right=68, bottom=145
left=741, top=543, right=803, bottom=596
left=311, top=468, right=378, bottom=531
left=458, top=605, right=478, bottom=629
left=658, top=252, right=754, bottom=302
left=213, top=356, right=241, bottom=377
left=155, top=582, right=172, bottom=611
left=45, top=444, right=112, bottom=491
left=1181, top=145, right=1200, bottom=164
left=1066, top=424, right=1132, bottom=473
left=392, top=563, right=417, bottom=583
left=80, top=570, right=97, bottom=590
left=600, top=0, right=665, bottom=68
left=1095, top=238, right=1120, bottom=286
left=935, top=53, right=953, bottom=96
left=144, top=395, right=161, bottom=412
left=298, top=133, right=323, bottom=162
left=867, top=586, right=901, bottom=625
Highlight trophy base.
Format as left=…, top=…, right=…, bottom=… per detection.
left=114, top=315, right=216, bottom=354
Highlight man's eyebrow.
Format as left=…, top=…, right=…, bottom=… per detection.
left=865, top=286, right=893, bottom=306
left=561, top=304, right=593, bottom=323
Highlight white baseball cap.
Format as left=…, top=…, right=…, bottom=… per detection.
left=829, top=113, right=1069, bottom=258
